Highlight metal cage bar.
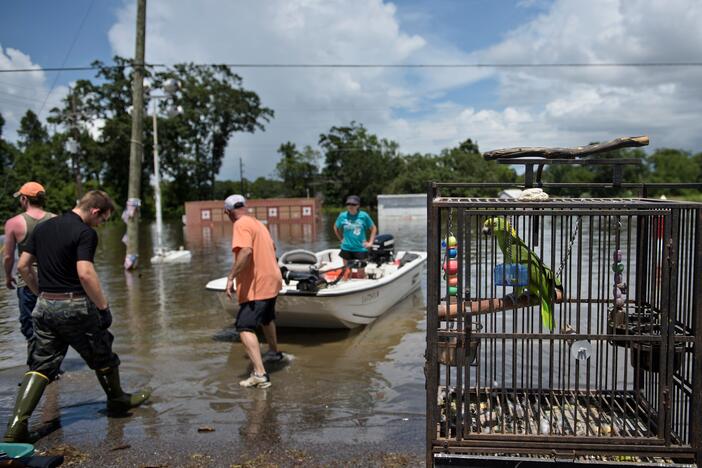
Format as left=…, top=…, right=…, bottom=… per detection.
left=427, top=193, right=702, bottom=466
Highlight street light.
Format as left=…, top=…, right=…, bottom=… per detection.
left=150, top=82, right=191, bottom=264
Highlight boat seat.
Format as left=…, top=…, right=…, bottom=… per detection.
left=278, top=249, right=320, bottom=273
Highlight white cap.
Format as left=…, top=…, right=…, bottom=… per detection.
left=224, top=194, right=246, bottom=211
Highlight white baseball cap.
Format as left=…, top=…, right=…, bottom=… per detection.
left=224, top=194, right=246, bottom=211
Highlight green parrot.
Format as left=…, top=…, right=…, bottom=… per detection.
left=482, top=217, right=560, bottom=331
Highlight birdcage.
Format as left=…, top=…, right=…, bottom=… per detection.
left=426, top=187, right=702, bottom=467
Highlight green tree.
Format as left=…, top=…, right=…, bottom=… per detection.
left=156, top=63, right=274, bottom=211
left=645, top=148, right=699, bottom=183
left=320, top=122, right=400, bottom=206
left=0, top=114, right=20, bottom=224
left=541, top=165, right=596, bottom=197
left=644, top=148, right=700, bottom=197
left=435, top=139, right=516, bottom=196
left=275, top=142, right=319, bottom=197
left=47, top=58, right=142, bottom=206
left=541, top=147, right=648, bottom=197
left=16, top=110, right=48, bottom=151
left=386, top=153, right=441, bottom=194
left=213, top=180, right=243, bottom=200
left=589, top=148, right=648, bottom=196
left=248, top=177, right=285, bottom=199
left=45, top=58, right=273, bottom=218
left=695, top=152, right=702, bottom=183
left=12, top=111, right=74, bottom=213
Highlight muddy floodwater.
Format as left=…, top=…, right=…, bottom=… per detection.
left=0, top=214, right=427, bottom=467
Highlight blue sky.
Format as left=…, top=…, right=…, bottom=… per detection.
left=2, top=0, right=701, bottom=180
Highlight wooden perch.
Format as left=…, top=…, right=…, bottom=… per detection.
left=438, top=289, right=564, bottom=319
left=482, top=136, right=649, bottom=161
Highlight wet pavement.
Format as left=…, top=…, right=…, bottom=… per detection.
left=0, top=215, right=428, bottom=467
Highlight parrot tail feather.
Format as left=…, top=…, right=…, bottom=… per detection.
left=541, top=297, right=554, bottom=331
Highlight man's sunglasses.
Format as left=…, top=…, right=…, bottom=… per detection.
left=346, top=203, right=359, bottom=206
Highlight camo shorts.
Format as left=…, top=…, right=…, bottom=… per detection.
left=29, top=296, right=120, bottom=381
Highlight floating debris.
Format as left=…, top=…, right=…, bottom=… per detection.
left=110, top=443, right=131, bottom=451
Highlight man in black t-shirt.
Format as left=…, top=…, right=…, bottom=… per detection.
left=3, top=190, right=151, bottom=443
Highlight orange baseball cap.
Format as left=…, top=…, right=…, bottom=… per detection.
left=13, top=181, right=46, bottom=198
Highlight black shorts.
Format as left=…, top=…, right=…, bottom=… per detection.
left=235, top=297, right=277, bottom=333
left=339, top=250, right=368, bottom=261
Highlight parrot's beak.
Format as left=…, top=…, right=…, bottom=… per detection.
left=482, top=225, right=491, bottom=236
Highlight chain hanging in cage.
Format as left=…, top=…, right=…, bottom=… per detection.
left=555, top=216, right=582, bottom=280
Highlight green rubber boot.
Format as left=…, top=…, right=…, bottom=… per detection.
left=96, top=367, right=151, bottom=413
left=3, top=372, right=49, bottom=442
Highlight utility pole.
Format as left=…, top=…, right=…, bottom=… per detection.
left=239, top=157, right=245, bottom=195
left=125, top=0, right=147, bottom=270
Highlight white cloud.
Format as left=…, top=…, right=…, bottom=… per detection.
left=105, top=0, right=702, bottom=179
left=108, top=0, right=456, bottom=179
left=0, top=46, right=68, bottom=140
left=466, top=0, right=702, bottom=152
left=384, top=0, right=702, bottom=155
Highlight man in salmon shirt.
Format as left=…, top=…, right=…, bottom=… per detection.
left=224, top=194, right=283, bottom=388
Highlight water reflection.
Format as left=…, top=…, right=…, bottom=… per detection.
left=184, top=220, right=321, bottom=251
left=184, top=222, right=231, bottom=250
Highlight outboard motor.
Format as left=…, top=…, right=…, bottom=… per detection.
left=280, top=266, right=327, bottom=294
left=369, top=234, right=395, bottom=266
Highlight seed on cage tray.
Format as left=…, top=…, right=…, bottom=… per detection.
left=479, top=402, right=487, bottom=411
left=600, top=423, right=612, bottom=435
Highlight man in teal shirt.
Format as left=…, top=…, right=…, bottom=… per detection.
left=333, top=195, right=377, bottom=269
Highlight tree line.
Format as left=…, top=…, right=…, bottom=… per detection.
left=2, top=57, right=701, bottom=225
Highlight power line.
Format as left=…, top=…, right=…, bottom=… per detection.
left=37, top=0, right=96, bottom=116
left=0, top=79, right=44, bottom=92
left=219, top=62, right=702, bottom=69
left=0, top=90, right=46, bottom=104
left=1, top=61, right=702, bottom=74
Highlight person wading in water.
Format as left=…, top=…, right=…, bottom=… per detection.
left=3, top=181, right=55, bottom=342
left=4, top=190, right=151, bottom=443
left=224, top=194, right=284, bottom=388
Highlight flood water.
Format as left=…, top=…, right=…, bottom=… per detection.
left=0, top=213, right=428, bottom=466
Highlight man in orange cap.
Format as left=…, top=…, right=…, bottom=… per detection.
left=3, top=182, right=55, bottom=340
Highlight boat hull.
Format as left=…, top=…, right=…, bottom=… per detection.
left=207, top=250, right=426, bottom=329
left=151, top=249, right=192, bottom=264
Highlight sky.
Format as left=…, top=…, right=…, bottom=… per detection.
left=1, top=0, right=701, bottom=181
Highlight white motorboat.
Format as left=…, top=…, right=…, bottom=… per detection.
left=205, top=238, right=426, bottom=329
left=151, top=246, right=192, bottom=264
left=149, top=97, right=191, bottom=265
